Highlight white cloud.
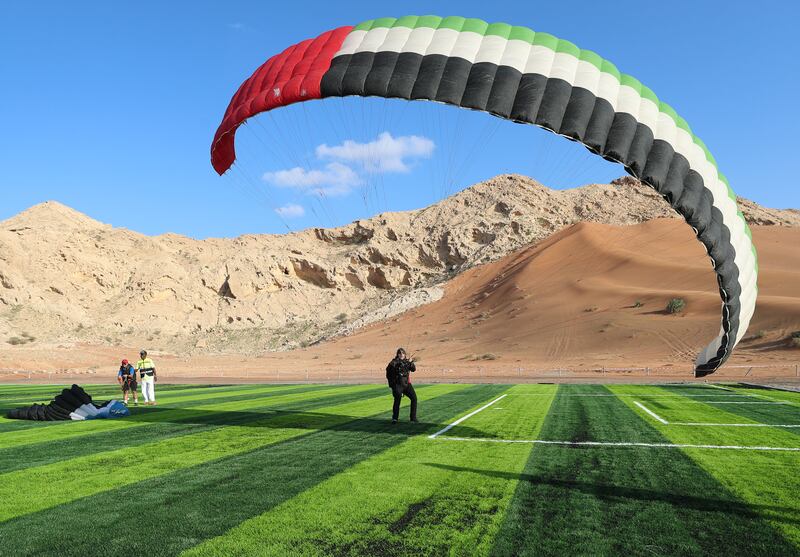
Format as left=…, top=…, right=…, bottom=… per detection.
left=262, top=162, right=361, bottom=196
left=274, top=204, right=305, bottom=218
left=227, top=23, right=245, bottom=30
left=316, top=132, right=435, bottom=173
left=261, top=132, right=434, bottom=201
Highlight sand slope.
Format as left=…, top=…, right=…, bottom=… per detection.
left=305, top=220, right=800, bottom=371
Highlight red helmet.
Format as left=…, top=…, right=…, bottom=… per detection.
left=121, top=359, right=129, bottom=365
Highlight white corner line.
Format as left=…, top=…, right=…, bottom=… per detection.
left=707, top=384, right=736, bottom=392
left=672, top=422, right=800, bottom=428
left=705, top=401, right=788, bottom=405
left=634, top=399, right=799, bottom=427
left=429, top=394, right=507, bottom=439
left=430, top=436, right=800, bottom=452
left=501, top=394, right=759, bottom=398
left=709, top=383, right=777, bottom=401
left=634, top=401, right=669, bottom=424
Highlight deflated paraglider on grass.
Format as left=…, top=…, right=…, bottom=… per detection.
left=6, top=384, right=130, bottom=421
left=210, top=15, right=758, bottom=376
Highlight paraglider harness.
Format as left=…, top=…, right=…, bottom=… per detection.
left=386, top=357, right=416, bottom=391
left=139, top=366, right=155, bottom=379
left=119, top=363, right=137, bottom=391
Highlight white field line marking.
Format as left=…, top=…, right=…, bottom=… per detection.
left=634, top=401, right=669, bottom=424
left=431, top=436, right=800, bottom=452
left=708, top=383, right=778, bottom=401
left=428, top=394, right=507, bottom=439
left=671, top=422, right=800, bottom=428
left=634, top=400, right=800, bottom=428
left=503, top=394, right=756, bottom=398
left=707, top=384, right=736, bottom=392
left=704, top=401, right=789, bottom=405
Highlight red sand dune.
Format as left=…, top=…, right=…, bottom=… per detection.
left=305, top=219, right=799, bottom=371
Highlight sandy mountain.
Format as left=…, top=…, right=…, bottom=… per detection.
left=0, top=175, right=797, bottom=359
left=2, top=219, right=797, bottom=379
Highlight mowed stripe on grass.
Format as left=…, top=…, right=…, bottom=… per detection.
left=0, top=383, right=219, bottom=409
left=0, top=385, right=388, bottom=474
left=182, top=384, right=556, bottom=557
left=3, top=383, right=798, bottom=556
left=0, top=384, right=308, bottom=434
left=616, top=384, right=800, bottom=547
left=728, top=386, right=800, bottom=407
left=640, top=385, right=800, bottom=428
left=491, top=384, right=798, bottom=556
left=0, top=384, right=491, bottom=557
left=0, top=384, right=465, bottom=524
left=0, top=384, right=351, bottom=451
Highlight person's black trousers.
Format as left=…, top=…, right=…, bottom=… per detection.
left=392, top=384, right=417, bottom=421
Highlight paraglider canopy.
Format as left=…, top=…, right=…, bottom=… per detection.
left=211, top=15, right=758, bottom=376
left=6, top=385, right=130, bottom=421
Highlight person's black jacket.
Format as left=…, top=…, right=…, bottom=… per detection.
left=386, top=357, right=416, bottom=389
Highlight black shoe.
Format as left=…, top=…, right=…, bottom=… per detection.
left=391, top=419, right=398, bottom=424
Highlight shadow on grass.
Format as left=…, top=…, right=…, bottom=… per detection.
left=0, top=384, right=509, bottom=557
left=426, top=463, right=800, bottom=526
left=121, top=405, right=486, bottom=437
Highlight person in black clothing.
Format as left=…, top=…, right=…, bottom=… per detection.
left=386, top=348, right=417, bottom=424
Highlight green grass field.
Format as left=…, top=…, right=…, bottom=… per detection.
left=1, top=382, right=798, bottom=556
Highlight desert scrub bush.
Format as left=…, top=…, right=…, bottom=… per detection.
left=8, top=332, right=35, bottom=345
left=584, top=307, right=598, bottom=313
left=791, top=337, right=800, bottom=348
left=633, top=300, right=644, bottom=308
left=335, top=313, right=347, bottom=323
left=666, top=298, right=686, bottom=314
left=472, top=311, right=491, bottom=323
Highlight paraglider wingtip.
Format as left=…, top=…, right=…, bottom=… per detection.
left=694, top=368, right=714, bottom=378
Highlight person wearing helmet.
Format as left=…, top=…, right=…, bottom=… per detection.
left=117, top=359, right=138, bottom=406
left=385, top=347, right=418, bottom=424
left=135, top=350, right=157, bottom=405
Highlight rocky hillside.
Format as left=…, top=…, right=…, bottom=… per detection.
left=0, top=174, right=796, bottom=354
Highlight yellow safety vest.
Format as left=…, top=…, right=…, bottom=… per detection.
left=136, top=358, right=156, bottom=378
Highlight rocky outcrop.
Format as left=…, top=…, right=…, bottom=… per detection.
left=0, top=175, right=795, bottom=354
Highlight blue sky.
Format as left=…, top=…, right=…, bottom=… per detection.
left=2, top=1, right=798, bottom=238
